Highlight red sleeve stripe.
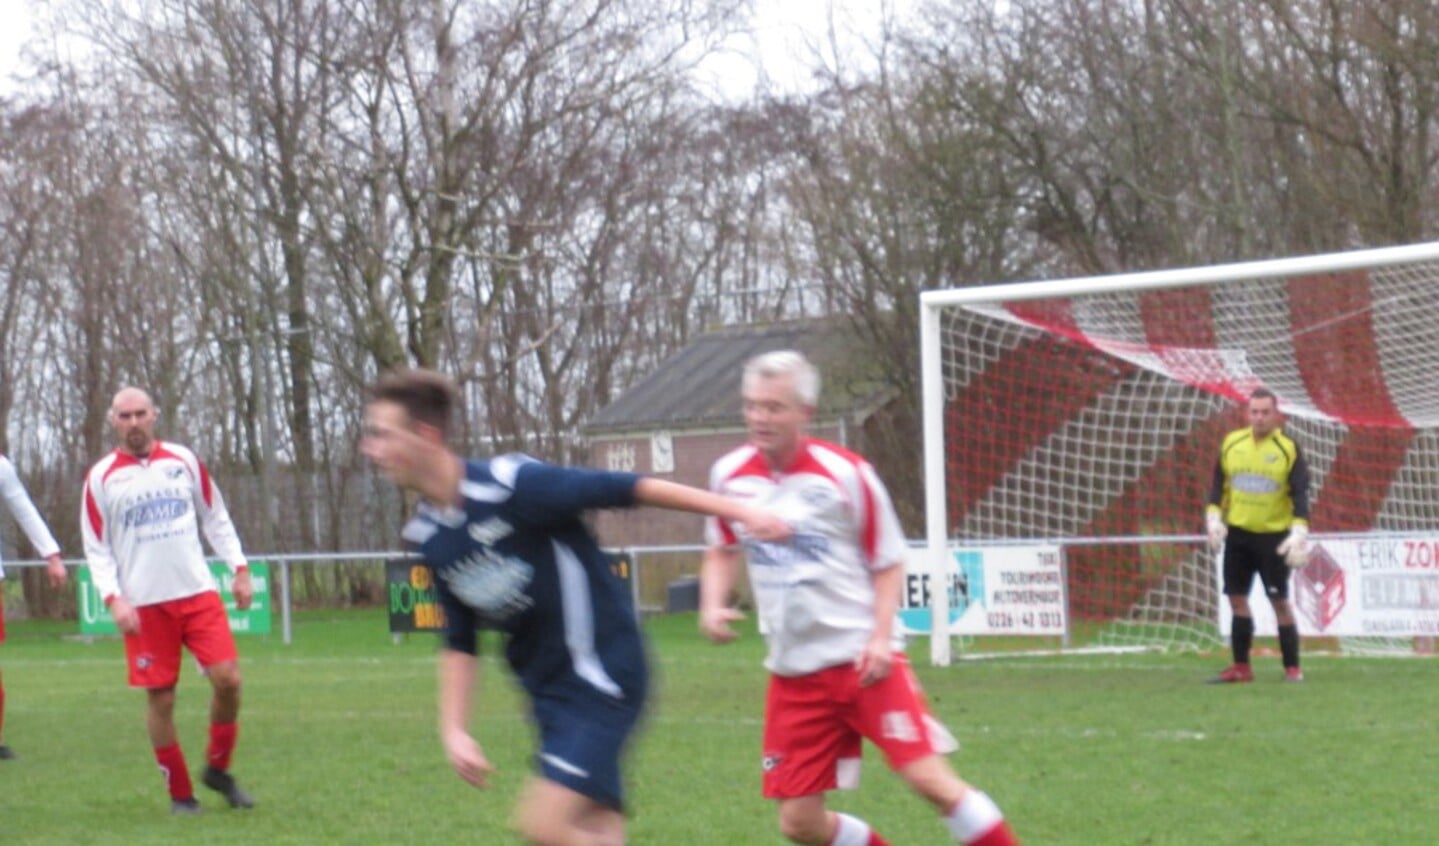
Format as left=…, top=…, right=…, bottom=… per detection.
left=198, top=459, right=214, bottom=507
left=84, top=480, right=104, bottom=539
left=858, top=467, right=879, bottom=562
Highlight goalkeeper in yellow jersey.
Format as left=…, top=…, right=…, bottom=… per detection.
left=1204, top=388, right=1311, bottom=684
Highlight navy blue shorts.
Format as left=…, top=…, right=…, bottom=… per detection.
left=531, top=690, right=645, bottom=810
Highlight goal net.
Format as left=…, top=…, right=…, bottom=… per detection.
left=920, top=242, right=1439, bottom=665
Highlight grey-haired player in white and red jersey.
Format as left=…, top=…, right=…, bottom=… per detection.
left=81, top=387, right=255, bottom=814
left=701, top=351, right=1020, bottom=846
left=0, top=453, right=67, bottom=760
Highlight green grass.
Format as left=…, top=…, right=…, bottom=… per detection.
left=1, top=610, right=1435, bottom=844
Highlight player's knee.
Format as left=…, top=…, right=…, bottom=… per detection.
left=777, top=802, right=828, bottom=844
left=147, top=686, right=177, bottom=712
left=899, top=755, right=967, bottom=810
left=516, top=814, right=566, bottom=846
left=208, top=662, right=243, bottom=692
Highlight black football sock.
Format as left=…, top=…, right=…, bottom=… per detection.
left=1232, top=615, right=1255, bottom=665
left=1278, top=623, right=1300, bottom=669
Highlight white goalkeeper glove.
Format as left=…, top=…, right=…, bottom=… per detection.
left=1205, top=511, right=1227, bottom=552
left=1278, top=524, right=1310, bottom=568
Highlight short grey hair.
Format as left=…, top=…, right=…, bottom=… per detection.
left=742, top=350, right=820, bottom=407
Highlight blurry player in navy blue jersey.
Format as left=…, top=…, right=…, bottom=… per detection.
left=362, top=368, right=789, bottom=846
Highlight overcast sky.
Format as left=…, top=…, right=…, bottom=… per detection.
left=1, top=1, right=920, bottom=97
left=693, top=0, right=916, bottom=100
left=0, top=3, right=35, bottom=88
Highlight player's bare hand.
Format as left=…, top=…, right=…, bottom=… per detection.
left=45, top=554, right=67, bottom=589
left=443, top=730, right=495, bottom=789
left=109, top=597, right=140, bottom=634
left=700, top=606, right=744, bottom=644
left=232, top=569, right=255, bottom=610
left=854, top=639, right=893, bottom=687
left=740, top=508, right=791, bottom=543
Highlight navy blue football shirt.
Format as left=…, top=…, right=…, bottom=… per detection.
left=402, top=454, right=647, bottom=704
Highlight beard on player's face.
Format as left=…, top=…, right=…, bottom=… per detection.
left=123, top=427, right=153, bottom=454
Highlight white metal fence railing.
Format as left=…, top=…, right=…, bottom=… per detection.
left=2, top=547, right=718, bottom=644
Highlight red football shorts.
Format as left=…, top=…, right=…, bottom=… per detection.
left=123, top=591, right=237, bottom=688
left=761, top=655, right=953, bottom=799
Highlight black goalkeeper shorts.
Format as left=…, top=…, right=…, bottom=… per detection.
left=1222, top=526, right=1291, bottom=600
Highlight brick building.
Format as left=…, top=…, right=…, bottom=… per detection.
left=584, top=319, right=899, bottom=607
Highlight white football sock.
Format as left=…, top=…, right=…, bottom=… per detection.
left=831, top=812, right=873, bottom=846
left=945, top=789, right=1004, bottom=843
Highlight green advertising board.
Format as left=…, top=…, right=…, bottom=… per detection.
left=77, top=562, right=271, bottom=635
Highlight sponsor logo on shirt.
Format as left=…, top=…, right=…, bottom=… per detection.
left=1231, top=473, right=1281, bottom=495
left=443, top=547, right=534, bottom=621
left=122, top=497, right=191, bottom=528
left=744, top=531, right=831, bottom=567
left=468, top=517, right=513, bottom=546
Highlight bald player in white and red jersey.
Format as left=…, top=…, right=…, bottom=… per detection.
left=0, top=453, right=67, bottom=760
left=81, top=387, right=255, bottom=815
left=701, top=351, right=1020, bottom=846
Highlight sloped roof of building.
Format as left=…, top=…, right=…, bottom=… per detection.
left=585, top=317, right=894, bottom=433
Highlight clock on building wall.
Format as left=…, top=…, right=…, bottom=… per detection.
left=650, top=431, right=674, bottom=474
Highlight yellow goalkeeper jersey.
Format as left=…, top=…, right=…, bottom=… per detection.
left=1207, top=427, right=1311, bottom=534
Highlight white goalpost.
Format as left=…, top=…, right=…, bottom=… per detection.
left=921, top=242, right=1439, bottom=666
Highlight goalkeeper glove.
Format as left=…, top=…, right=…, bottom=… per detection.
left=1205, top=511, right=1227, bottom=552
left=1277, top=524, right=1310, bottom=568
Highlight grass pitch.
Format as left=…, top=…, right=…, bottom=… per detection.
left=0, top=610, right=1433, bottom=844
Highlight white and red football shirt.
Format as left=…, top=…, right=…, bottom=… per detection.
left=707, top=437, right=908, bottom=677
left=81, top=441, right=248, bottom=607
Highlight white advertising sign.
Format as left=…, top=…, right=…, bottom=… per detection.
left=902, top=545, right=1067, bottom=636
left=1217, top=537, right=1439, bottom=636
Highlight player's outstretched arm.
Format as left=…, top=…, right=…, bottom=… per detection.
left=633, top=478, right=790, bottom=541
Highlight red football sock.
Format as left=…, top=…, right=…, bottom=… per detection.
left=969, top=821, right=1020, bottom=846
left=154, top=743, right=194, bottom=800
left=207, top=721, right=239, bottom=772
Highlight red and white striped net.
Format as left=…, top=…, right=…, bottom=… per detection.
left=940, top=262, right=1439, bottom=651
